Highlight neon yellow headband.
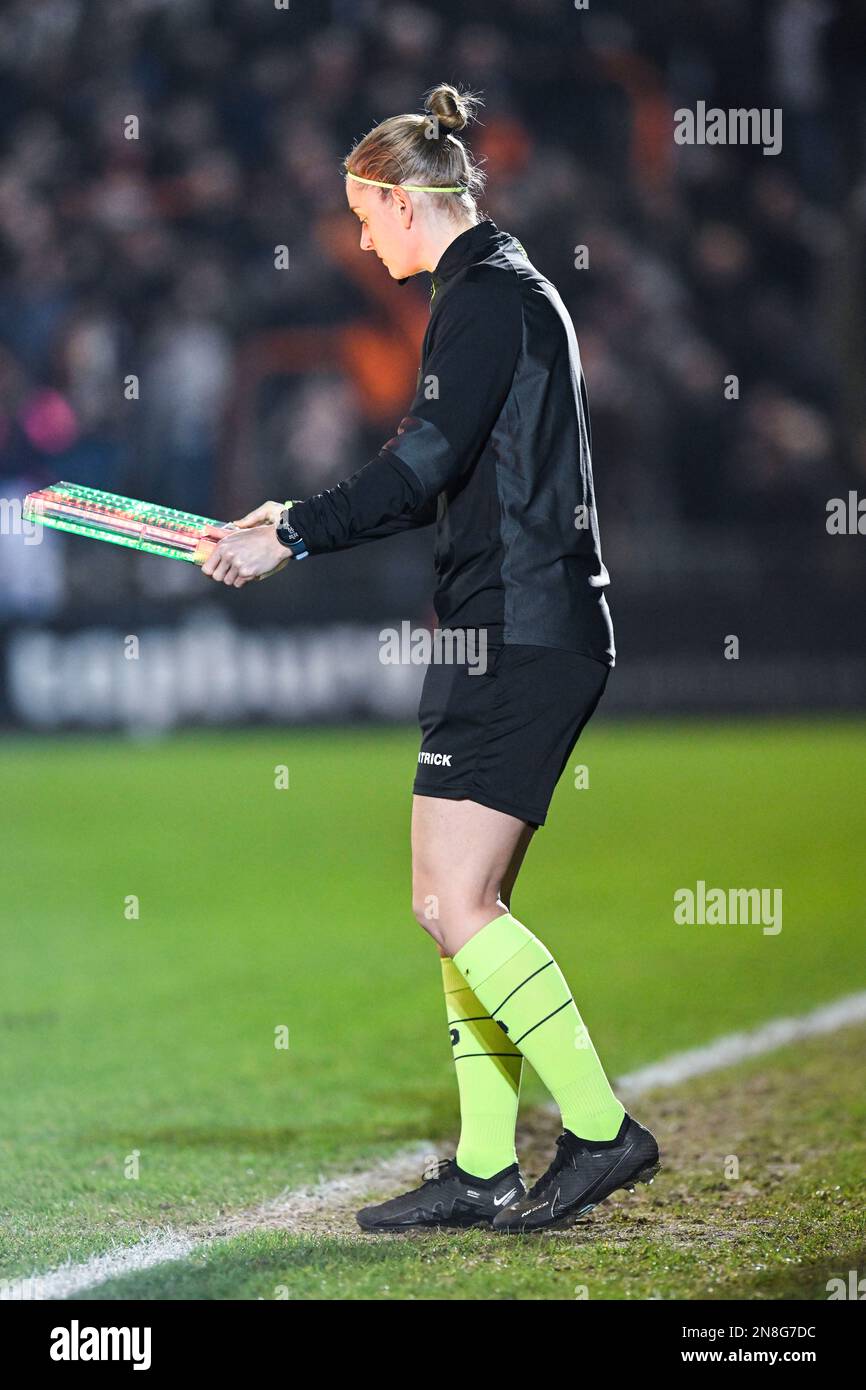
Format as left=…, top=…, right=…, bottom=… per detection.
left=346, top=171, right=468, bottom=194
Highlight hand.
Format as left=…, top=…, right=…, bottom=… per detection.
left=201, top=523, right=291, bottom=587
left=232, top=500, right=285, bottom=528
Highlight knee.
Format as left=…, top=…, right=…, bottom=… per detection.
left=408, top=884, right=447, bottom=950
left=412, top=883, right=503, bottom=941
left=412, top=886, right=443, bottom=936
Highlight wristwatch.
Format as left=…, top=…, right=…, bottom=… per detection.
left=275, top=501, right=309, bottom=559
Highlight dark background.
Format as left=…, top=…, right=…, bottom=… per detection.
left=1, top=0, right=864, bottom=729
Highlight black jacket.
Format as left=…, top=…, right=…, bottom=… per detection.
left=287, top=217, right=615, bottom=664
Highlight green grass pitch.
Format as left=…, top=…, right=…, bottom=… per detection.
left=1, top=718, right=864, bottom=1299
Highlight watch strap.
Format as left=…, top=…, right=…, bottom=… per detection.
left=277, top=501, right=309, bottom=559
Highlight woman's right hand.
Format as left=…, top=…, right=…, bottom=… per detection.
left=231, top=500, right=286, bottom=528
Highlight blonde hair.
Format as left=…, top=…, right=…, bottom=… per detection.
left=343, top=83, right=487, bottom=222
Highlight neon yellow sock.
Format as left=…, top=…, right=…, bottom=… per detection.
left=441, top=956, right=522, bottom=1178
left=453, top=913, right=625, bottom=1141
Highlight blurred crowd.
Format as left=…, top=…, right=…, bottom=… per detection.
left=0, top=0, right=864, bottom=540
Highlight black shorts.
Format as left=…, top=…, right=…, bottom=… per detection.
left=413, top=641, right=611, bottom=829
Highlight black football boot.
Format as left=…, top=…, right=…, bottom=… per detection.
left=492, top=1111, right=660, bottom=1233
left=356, top=1156, right=525, bottom=1232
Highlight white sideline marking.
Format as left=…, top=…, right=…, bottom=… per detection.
left=5, top=991, right=866, bottom=1300
left=615, top=990, right=866, bottom=1095
left=1, top=1231, right=200, bottom=1303
left=0, top=1145, right=435, bottom=1302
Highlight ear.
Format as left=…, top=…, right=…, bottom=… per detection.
left=393, top=189, right=413, bottom=226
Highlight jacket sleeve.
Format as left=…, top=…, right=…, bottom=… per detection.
left=285, top=272, right=521, bottom=555
left=284, top=451, right=437, bottom=555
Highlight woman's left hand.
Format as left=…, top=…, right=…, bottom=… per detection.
left=201, top=524, right=291, bottom=586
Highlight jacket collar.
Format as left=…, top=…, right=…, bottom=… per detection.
left=429, top=217, right=501, bottom=295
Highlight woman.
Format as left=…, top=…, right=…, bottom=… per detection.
left=202, top=83, right=660, bottom=1234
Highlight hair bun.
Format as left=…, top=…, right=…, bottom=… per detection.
left=423, top=83, right=484, bottom=135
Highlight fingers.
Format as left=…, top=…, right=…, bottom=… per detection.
left=218, top=556, right=256, bottom=586
left=206, top=550, right=233, bottom=583
left=200, top=544, right=225, bottom=579
left=200, top=523, right=286, bottom=587
left=232, top=500, right=282, bottom=528
left=219, top=561, right=252, bottom=586
left=202, top=544, right=242, bottom=585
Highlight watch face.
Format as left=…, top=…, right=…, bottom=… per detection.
left=278, top=513, right=305, bottom=552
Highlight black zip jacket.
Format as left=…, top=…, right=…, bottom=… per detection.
left=286, top=217, right=615, bottom=664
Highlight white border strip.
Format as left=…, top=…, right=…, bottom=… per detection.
left=0, top=1146, right=435, bottom=1302
left=615, top=990, right=866, bottom=1094
left=4, top=991, right=865, bottom=1300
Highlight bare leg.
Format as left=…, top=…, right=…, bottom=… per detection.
left=431, top=821, right=535, bottom=957
left=499, top=822, right=535, bottom=912
left=411, top=796, right=536, bottom=958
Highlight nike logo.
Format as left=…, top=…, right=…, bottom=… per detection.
left=584, top=1142, right=635, bottom=1199
left=605, top=1142, right=635, bottom=1177
left=493, top=1187, right=519, bottom=1207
